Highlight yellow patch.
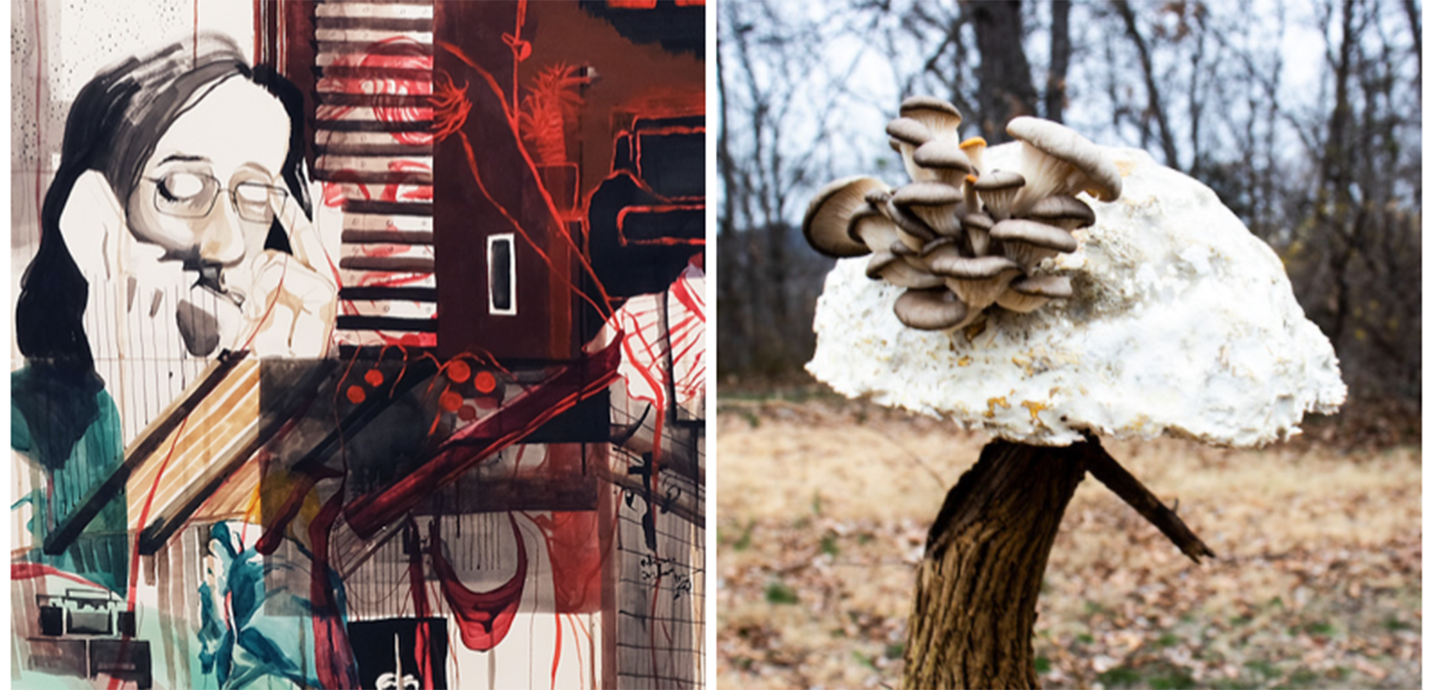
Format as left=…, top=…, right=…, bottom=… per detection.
left=1022, top=400, right=1047, bottom=422
left=983, top=397, right=1011, bottom=418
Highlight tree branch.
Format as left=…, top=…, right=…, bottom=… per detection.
left=1081, top=437, right=1216, bottom=564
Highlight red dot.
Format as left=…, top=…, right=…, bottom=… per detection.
left=364, top=369, right=384, bottom=387
left=346, top=385, right=366, bottom=404
left=474, top=371, right=496, bottom=393
left=458, top=405, right=477, bottom=422
left=446, top=360, right=472, bottom=383
left=439, top=390, right=464, bottom=412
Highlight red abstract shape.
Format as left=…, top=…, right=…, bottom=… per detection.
left=11, top=562, right=103, bottom=588
left=458, top=405, right=477, bottom=422
left=430, top=69, right=473, bottom=142
left=364, top=369, right=385, bottom=387
left=346, top=385, right=367, bottom=404
left=474, top=371, right=497, bottom=393
left=429, top=514, right=527, bottom=651
left=529, top=512, right=601, bottom=612
left=438, top=390, right=463, bottom=412
left=344, top=336, right=622, bottom=538
left=446, top=360, right=472, bottom=383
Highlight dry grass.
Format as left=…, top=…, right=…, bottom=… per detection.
left=717, top=396, right=1421, bottom=689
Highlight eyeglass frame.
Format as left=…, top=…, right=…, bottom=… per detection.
left=143, top=171, right=290, bottom=224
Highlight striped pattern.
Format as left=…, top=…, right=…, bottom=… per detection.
left=125, top=360, right=260, bottom=533
left=314, top=0, right=439, bottom=346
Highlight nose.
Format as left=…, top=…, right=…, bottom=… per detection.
left=195, top=193, right=247, bottom=266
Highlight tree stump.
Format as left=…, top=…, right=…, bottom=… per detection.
left=903, top=435, right=1213, bottom=689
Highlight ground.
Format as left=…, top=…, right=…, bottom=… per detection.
left=717, top=391, right=1421, bottom=689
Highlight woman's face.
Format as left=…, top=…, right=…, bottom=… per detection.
left=125, top=76, right=290, bottom=293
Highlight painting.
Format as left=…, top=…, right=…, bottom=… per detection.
left=11, top=1, right=706, bottom=688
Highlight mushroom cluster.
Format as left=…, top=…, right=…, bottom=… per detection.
left=802, top=97, right=1122, bottom=332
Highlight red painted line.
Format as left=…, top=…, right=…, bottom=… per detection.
left=10, top=562, right=102, bottom=588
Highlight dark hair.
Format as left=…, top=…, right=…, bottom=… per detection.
left=16, top=33, right=312, bottom=370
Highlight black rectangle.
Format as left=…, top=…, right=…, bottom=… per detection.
left=490, top=237, right=513, bottom=312
left=523, top=388, right=609, bottom=444
left=637, top=131, right=704, bottom=198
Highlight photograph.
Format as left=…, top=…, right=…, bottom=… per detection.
left=11, top=1, right=705, bottom=688
left=717, top=1, right=1420, bottom=688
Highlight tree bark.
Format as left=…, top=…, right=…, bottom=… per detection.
left=966, top=0, right=1038, bottom=141
left=902, top=435, right=1213, bottom=689
left=1044, top=0, right=1072, bottom=123
left=902, top=438, right=1090, bottom=689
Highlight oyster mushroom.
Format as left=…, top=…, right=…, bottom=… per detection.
left=1006, top=116, right=1123, bottom=211
left=847, top=207, right=902, bottom=255
left=893, top=182, right=965, bottom=238
left=1025, top=195, right=1096, bottom=232
left=912, top=140, right=974, bottom=187
left=899, top=95, right=964, bottom=148
left=890, top=240, right=929, bottom=270
left=886, top=117, right=935, bottom=182
left=960, top=212, right=995, bottom=257
left=803, top=175, right=889, bottom=257
left=884, top=198, right=938, bottom=251
left=960, top=136, right=988, bottom=172
left=893, top=287, right=970, bottom=331
left=931, top=254, right=1022, bottom=314
left=995, top=274, right=1073, bottom=313
left=974, top=170, right=1026, bottom=221
left=866, top=251, right=945, bottom=289
left=919, top=237, right=964, bottom=268
left=990, top=218, right=1079, bottom=272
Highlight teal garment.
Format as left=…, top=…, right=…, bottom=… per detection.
left=11, top=365, right=129, bottom=594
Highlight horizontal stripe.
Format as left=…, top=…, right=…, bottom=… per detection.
left=342, top=229, right=434, bottom=244
left=339, top=256, right=435, bottom=272
left=316, top=41, right=434, bottom=57
left=314, top=168, right=433, bottom=186
left=316, top=118, right=434, bottom=132
left=316, top=141, right=433, bottom=156
left=315, top=65, right=432, bottom=83
left=317, top=2, right=433, bottom=19
left=315, top=16, right=432, bottom=32
left=341, top=213, right=432, bottom=231
left=336, top=315, right=439, bottom=332
left=339, top=286, right=438, bottom=302
left=344, top=199, right=434, bottom=216
left=317, top=92, right=432, bottom=108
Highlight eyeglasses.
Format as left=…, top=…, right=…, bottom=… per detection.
left=146, top=171, right=289, bottom=223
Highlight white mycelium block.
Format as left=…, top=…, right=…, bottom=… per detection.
left=808, top=145, right=1346, bottom=447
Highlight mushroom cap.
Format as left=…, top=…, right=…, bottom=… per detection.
left=961, top=212, right=995, bottom=232
left=899, top=95, right=962, bottom=122
left=892, top=181, right=965, bottom=208
left=885, top=117, right=933, bottom=146
left=865, top=251, right=944, bottom=289
left=959, top=136, right=988, bottom=152
left=930, top=254, right=1020, bottom=280
left=1027, top=195, right=1096, bottom=228
left=899, top=96, right=964, bottom=146
left=973, top=170, right=1026, bottom=192
left=865, top=187, right=893, bottom=208
left=803, top=176, right=889, bottom=257
left=1006, top=116, right=1123, bottom=202
left=912, top=141, right=974, bottom=172
left=847, top=208, right=900, bottom=252
left=1011, top=274, right=1074, bottom=298
left=990, top=218, right=1079, bottom=252
left=885, top=199, right=938, bottom=244
left=919, top=237, right=963, bottom=263
left=893, top=288, right=970, bottom=331
left=864, top=251, right=900, bottom=279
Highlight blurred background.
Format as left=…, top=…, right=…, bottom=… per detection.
left=716, top=1, right=1420, bottom=688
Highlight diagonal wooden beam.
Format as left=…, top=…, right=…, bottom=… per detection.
left=43, top=352, right=247, bottom=555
